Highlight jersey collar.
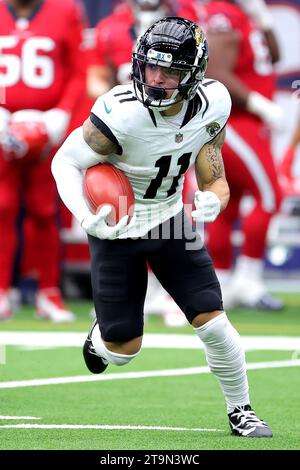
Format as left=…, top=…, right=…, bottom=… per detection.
left=6, top=0, right=45, bottom=22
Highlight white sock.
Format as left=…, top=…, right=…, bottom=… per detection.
left=90, top=324, right=109, bottom=364
left=194, top=313, right=250, bottom=413
left=215, top=269, right=232, bottom=287
left=91, top=323, right=140, bottom=366
left=234, top=255, right=264, bottom=281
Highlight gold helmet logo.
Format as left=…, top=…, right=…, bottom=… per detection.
left=195, top=27, right=205, bottom=46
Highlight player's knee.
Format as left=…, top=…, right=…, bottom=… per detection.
left=101, top=317, right=144, bottom=345
left=104, top=335, right=142, bottom=355
left=193, top=313, right=242, bottom=359
left=187, top=288, right=223, bottom=326
left=192, top=310, right=224, bottom=328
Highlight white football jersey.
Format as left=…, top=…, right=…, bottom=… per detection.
left=91, top=80, right=231, bottom=238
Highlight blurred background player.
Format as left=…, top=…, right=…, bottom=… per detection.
left=279, top=112, right=300, bottom=193
left=0, top=0, right=86, bottom=321
left=196, top=0, right=284, bottom=310
left=86, top=0, right=199, bottom=327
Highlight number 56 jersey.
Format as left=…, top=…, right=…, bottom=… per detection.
left=91, top=81, right=231, bottom=238
left=0, top=0, right=85, bottom=112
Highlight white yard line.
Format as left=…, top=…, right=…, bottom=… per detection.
left=0, top=423, right=222, bottom=432
left=1, top=359, right=300, bottom=390
left=0, top=331, right=300, bottom=351
left=0, top=416, right=41, bottom=420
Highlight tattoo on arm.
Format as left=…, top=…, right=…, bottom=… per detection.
left=196, top=128, right=226, bottom=188
left=206, top=130, right=225, bottom=180
left=83, top=118, right=118, bottom=155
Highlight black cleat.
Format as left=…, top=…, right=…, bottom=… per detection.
left=228, top=405, right=273, bottom=438
left=82, top=320, right=108, bottom=374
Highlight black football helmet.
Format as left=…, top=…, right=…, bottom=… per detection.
left=132, top=16, right=208, bottom=109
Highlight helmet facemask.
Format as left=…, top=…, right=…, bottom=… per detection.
left=132, top=17, right=208, bottom=110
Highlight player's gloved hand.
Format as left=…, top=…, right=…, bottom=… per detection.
left=81, top=205, right=131, bottom=240
left=246, top=92, right=284, bottom=130
left=1, top=110, right=49, bottom=161
left=191, top=190, right=221, bottom=223
left=236, top=0, right=274, bottom=30
left=0, top=125, right=28, bottom=160
left=0, top=107, right=11, bottom=153
left=0, top=107, right=11, bottom=134
left=42, top=108, right=70, bottom=146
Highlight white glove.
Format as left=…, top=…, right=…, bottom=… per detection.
left=81, top=205, right=131, bottom=240
left=236, top=0, right=274, bottom=30
left=246, top=92, right=284, bottom=130
left=0, top=107, right=12, bottom=153
left=191, top=190, right=221, bottom=223
left=10, top=108, right=70, bottom=147
left=0, top=107, right=11, bottom=134
left=2, top=110, right=49, bottom=161
left=11, top=109, right=44, bottom=123
left=42, top=108, right=70, bottom=146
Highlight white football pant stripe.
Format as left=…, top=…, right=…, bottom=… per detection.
left=225, top=125, right=276, bottom=212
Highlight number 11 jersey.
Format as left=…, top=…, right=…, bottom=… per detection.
left=90, top=81, right=231, bottom=238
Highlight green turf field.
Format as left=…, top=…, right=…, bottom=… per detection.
left=1, top=292, right=300, bottom=451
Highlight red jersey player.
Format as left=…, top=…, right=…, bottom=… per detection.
left=279, top=112, right=300, bottom=197
left=0, top=0, right=86, bottom=321
left=197, top=0, right=284, bottom=309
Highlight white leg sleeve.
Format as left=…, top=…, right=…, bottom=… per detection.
left=194, top=312, right=250, bottom=413
left=91, top=324, right=140, bottom=366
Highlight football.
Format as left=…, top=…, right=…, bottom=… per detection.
left=83, top=163, right=135, bottom=226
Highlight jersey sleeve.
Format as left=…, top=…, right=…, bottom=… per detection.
left=89, top=18, right=112, bottom=67
left=90, top=87, right=129, bottom=154
left=202, top=3, right=246, bottom=35
left=202, top=80, right=232, bottom=144
left=215, top=81, right=232, bottom=126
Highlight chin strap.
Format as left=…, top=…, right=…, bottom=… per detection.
left=147, top=87, right=167, bottom=101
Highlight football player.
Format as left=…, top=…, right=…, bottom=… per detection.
left=52, top=17, right=272, bottom=437
left=198, top=0, right=284, bottom=310
left=87, top=0, right=199, bottom=327
left=0, top=0, right=86, bottom=321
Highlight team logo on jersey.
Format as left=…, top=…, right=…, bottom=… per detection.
left=206, top=122, right=221, bottom=138
left=175, top=133, right=183, bottom=143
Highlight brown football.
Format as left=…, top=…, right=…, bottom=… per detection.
left=83, top=163, right=135, bottom=226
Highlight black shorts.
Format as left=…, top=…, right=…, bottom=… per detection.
left=88, top=210, right=223, bottom=342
